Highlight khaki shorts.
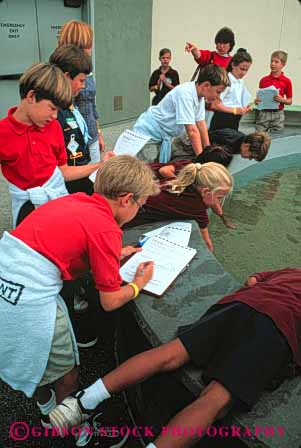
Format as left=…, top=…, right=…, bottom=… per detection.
left=39, top=306, right=75, bottom=387
left=170, top=136, right=195, bottom=161
left=255, top=110, right=285, bottom=132
left=136, top=140, right=160, bottom=162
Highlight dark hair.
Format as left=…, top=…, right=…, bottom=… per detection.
left=196, top=64, right=230, bottom=87
left=215, top=27, right=235, bottom=52
left=244, top=132, right=271, bottom=162
left=159, top=48, right=171, bottom=58
left=49, top=44, right=92, bottom=79
left=227, top=48, right=252, bottom=72
left=195, top=145, right=232, bottom=167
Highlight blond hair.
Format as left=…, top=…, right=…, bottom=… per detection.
left=168, top=162, right=233, bottom=194
left=271, top=50, right=288, bottom=65
left=94, top=155, right=160, bottom=200
left=19, top=62, right=72, bottom=109
left=58, top=20, right=93, bottom=50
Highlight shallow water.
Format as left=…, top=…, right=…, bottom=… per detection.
left=211, top=167, right=301, bottom=284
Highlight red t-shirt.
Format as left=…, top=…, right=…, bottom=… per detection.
left=0, top=107, right=67, bottom=189
left=11, top=193, right=123, bottom=292
left=259, top=72, right=293, bottom=110
left=131, top=161, right=209, bottom=229
left=195, top=50, right=232, bottom=69
left=219, top=268, right=301, bottom=366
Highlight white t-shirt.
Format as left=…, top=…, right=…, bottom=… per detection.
left=150, top=82, right=205, bottom=136
left=221, top=72, right=251, bottom=108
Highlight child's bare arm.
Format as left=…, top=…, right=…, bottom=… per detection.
left=200, top=227, right=213, bottom=252
left=211, top=203, right=236, bottom=230
left=274, top=94, right=292, bottom=105
left=185, top=42, right=200, bottom=60
left=196, top=120, right=210, bottom=148
left=158, top=165, right=176, bottom=178
left=245, top=276, right=257, bottom=287
left=185, top=124, right=203, bottom=156
left=212, top=102, right=250, bottom=115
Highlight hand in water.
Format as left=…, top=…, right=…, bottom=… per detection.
left=220, top=215, right=236, bottom=230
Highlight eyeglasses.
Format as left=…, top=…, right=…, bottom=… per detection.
left=133, top=197, right=146, bottom=213
left=118, top=193, right=146, bottom=213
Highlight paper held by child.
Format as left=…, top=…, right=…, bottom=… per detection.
left=89, top=130, right=151, bottom=182
left=120, top=236, right=197, bottom=297
left=256, top=86, right=279, bottom=110
left=114, top=129, right=151, bottom=156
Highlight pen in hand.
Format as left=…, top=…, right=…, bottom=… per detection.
left=134, top=261, right=155, bottom=285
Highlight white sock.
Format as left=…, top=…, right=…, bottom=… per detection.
left=78, top=378, right=110, bottom=410
left=146, top=444, right=157, bottom=448
left=37, top=389, right=57, bottom=415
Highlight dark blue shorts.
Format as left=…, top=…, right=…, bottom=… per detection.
left=178, top=302, right=291, bottom=409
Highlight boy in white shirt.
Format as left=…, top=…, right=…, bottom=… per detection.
left=134, top=64, right=230, bottom=162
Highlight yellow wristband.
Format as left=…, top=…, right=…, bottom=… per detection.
left=128, top=282, right=140, bottom=299
left=233, top=107, right=237, bottom=115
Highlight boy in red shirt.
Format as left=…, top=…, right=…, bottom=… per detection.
left=0, top=62, right=105, bottom=227
left=255, top=50, right=293, bottom=132
left=51, top=267, right=301, bottom=448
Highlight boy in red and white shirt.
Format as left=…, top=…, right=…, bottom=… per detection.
left=255, top=50, right=293, bottom=132
left=0, top=62, right=105, bottom=227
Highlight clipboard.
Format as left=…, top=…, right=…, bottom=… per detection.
left=120, top=236, right=197, bottom=297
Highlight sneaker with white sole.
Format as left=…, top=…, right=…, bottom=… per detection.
left=49, top=393, right=88, bottom=430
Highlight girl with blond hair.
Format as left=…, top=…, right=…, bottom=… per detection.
left=126, top=161, right=233, bottom=252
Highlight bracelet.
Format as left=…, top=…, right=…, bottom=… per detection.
left=128, top=282, right=140, bottom=299
left=233, top=107, right=237, bottom=115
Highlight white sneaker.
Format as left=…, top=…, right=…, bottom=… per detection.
left=49, top=395, right=87, bottom=429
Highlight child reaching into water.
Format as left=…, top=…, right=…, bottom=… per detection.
left=126, top=161, right=233, bottom=252
left=171, top=128, right=271, bottom=164
left=210, top=48, right=253, bottom=131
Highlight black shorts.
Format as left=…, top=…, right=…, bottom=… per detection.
left=178, top=302, right=291, bottom=410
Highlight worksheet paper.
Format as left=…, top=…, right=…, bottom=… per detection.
left=256, top=86, right=279, bottom=110
left=114, top=129, right=150, bottom=156
left=89, top=129, right=151, bottom=182
left=120, top=236, right=197, bottom=296
left=143, top=222, right=192, bottom=247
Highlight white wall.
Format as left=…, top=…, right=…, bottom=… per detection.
left=151, top=0, right=301, bottom=104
